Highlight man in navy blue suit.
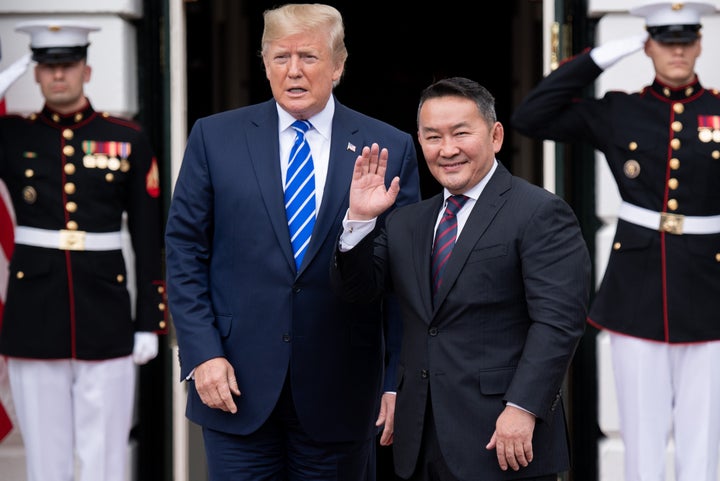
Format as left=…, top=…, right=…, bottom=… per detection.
left=165, top=3, right=420, bottom=480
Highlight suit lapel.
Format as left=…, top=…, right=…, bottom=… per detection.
left=432, top=164, right=512, bottom=312
left=414, top=195, right=444, bottom=319
left=246, top=101, right=297, bottom=270
left=300, top=102, right=363, bottom=272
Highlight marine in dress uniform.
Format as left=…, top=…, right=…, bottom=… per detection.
left=512, top=2, right=720, bottom=481
left=0, top=20, right=167, bottom=481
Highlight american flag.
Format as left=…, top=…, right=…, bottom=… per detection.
left=0, top=37, right=16, bottom=442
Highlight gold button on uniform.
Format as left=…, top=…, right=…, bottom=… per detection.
left=613, top=242, right=621, bottom=250
left=66, top=201, right=77, bottom=213
left=713, top=151, right=720, bottom=160
left=66, top=220, right=78, bottom=230
left=667, top=199, right=678, bottom=211
left=668, top=178, right=679, bottom=190
left=16, top=271, right=24, bottom=279
left=117, top=274, right=124, bottom=283
left=671, top=121, right=682, bottom=132
left=629, top=141, right=638, bottom=151
left=624, top=160, right=641, bottom=178
left=673, top=103, right=684, bottom=114
left=24, top=169, right=34, bottom=178
left=105, top=173, right=114, bottom=182
left=64, top=183, right=76, bottom=195
left=669, top=158, right=680, bottom=170
left=716, top=253, right=720, bottom=262
left=64, top=163, right=76, bottom=175
left=670, top=138, right=681, bottom=150
left=22, top=186, right=37, bottom=204
left=159, top=321, right=167, bottom=329
left=63, top=145, right=75, bottom=157
left=74, top=113, right=83, bottom=122
left=62, top=129, right=74, bottom=140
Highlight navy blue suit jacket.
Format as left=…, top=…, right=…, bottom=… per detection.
left=165, top=97, right=420, bottom=443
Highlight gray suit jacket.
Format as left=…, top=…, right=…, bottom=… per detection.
left=332, top=162, right=591, bottom=480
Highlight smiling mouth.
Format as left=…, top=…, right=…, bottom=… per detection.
left=440, top=160, right=466, bottom=168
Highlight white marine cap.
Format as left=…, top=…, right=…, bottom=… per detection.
left=15, top=19, right=100, bottom=63
left=630, top=2, right=716, bottom=42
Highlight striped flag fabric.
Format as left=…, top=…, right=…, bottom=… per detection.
left=0, top=37, right=17, bottom=442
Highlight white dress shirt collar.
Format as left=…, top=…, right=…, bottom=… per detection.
left=277, top=95, right=334, bottom=141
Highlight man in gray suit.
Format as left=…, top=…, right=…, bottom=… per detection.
left=331, top=77, right=591, bottom=481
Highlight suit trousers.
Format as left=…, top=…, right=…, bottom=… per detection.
left=8, top=356, right=135, bottom=481
left=610, top=333, right=720, bottom=481
left=202, top=373, right=373, bottom=481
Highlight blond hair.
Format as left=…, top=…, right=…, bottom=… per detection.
left=261, top=4, right=348, bottom=85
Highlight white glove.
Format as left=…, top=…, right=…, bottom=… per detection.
left=132, top=332, right=159, bottom=365
left=0, top=53, right=32, bottom=99
left=590, top=32, right=648, bottom=70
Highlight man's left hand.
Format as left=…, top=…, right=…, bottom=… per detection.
left=376, top=392, right=396, bottom=446
left=485, top=404, right=536, bottom=471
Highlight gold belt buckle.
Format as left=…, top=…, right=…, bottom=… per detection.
left=59, top=229, right=87, bottom=251
left=659, top=212, right=684, bottom=235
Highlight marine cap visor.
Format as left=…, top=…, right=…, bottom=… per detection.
left=31, top=45, right=89, bottom=64
left=647, top=23, right=701, bottom=43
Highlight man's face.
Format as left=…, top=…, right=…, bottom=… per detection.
left=262, top=30, right=344, bottom=119
left=645, top=37, right=701, bottom=87
left=34, top=60, right=90, bottom=113
left=418, top=96, right=504, bottom=195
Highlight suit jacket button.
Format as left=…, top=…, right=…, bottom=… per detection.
left=428, top=327, right=438, bottom=336
left=282, top=334, right=291, bottom=342
left=421, top=369, right=429, bottom=379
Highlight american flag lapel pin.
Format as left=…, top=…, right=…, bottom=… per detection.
left=347, top=142, right=356, bottom=152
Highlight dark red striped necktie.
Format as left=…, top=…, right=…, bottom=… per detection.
left=431, top=195, right=469, bottom=298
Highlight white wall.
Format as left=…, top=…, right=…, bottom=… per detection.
left=0, top=0, right=142, bottom=118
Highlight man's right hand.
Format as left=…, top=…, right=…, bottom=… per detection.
left=590, top=32, right=648, bottom=70
left=194, top=357, right=241, bottom=413
left=348, top=142, right=400, bottom=221
left=0, top=53, right=31, bottom=99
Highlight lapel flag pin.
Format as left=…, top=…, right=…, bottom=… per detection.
left=347, top=142, right=356, bottom=152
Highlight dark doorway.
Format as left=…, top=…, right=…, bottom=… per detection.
left=178, top=2, right=600, bottom=481
left=186, top=0, right=543, bottom=197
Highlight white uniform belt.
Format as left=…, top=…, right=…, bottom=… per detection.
left=14, top=226, right=124, bottom=251
left=618, top=202, right=720, bottom=235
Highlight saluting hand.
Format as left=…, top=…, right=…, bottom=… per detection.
left=348, top=143, right=400, bottom=221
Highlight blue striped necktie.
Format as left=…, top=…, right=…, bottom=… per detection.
left=285, top=120, right=316, bottom=269
left=431, top=195, right=469, bottom=297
